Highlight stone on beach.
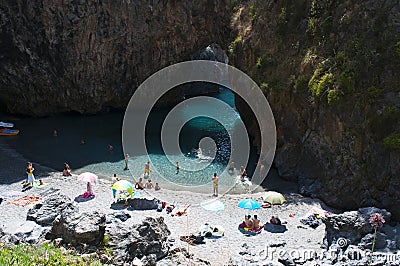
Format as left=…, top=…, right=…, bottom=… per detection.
left=27, top=194, right=77, bottom=226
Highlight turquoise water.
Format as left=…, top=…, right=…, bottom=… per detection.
left=3, top=88, right=261, bottom=193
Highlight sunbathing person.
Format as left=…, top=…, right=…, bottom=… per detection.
left=270, top=215, right=282, bottom=225
left=244, top=215, right=253, bottom=228
left=252, top=214, right=261, bottom=229
left=145, top=179, right=154, bottom=189
left=172, top=205, right=190, bottom=216
left=135, top=178, right=144, bottom=189
left=62, top=163, right=72, bottom=176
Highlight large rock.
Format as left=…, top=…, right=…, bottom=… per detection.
left=27, top=194, right=77, bottom=226
left=323, top=207, right=391, bottom=247
left=0, top=1, right=232, bottom=116
left=106, top=217, right=170, bottom=265
left=48, top=211, right=106, bottom=246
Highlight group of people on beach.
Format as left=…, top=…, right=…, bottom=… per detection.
left=133, top=177, right=161, bottom=191
left=243, top=214, right=262, bottom=230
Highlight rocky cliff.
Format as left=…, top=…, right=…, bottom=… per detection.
left=231, top=0, right=400, bottom=219
left=0, top=0, right=231, bottom=115
left=1, top=0, right=400, bottom=219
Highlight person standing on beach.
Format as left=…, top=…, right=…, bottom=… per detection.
left=212, top=173, right=218, bottom=197
left=228, top=161, right=235, bottom=174
left=124, top=154, right=129, bottom=170
left=144, top=161, right=150, bottom=177
left=26, top=162, right=35, bottom=187
left=176, top=162, right=179, bottom=174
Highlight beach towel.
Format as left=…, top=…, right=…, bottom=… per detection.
left=6, top=195, right=42, bottom=207
left=238, top=222, right=264, bottom=235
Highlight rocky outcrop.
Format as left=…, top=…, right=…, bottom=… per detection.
left=323, top=207, right=391, bottom=247
left=27, top=194, right=77, bottom=226
left=106, top=216, right=170, bottom=265
left=232, top=0, right=400, bottom=219
left=48, top=211, right=106, bottom=246
left=0, top=0, right=232, bottom=115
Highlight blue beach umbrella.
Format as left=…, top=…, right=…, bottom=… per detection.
left=200, top=199, right=225, bottom=212
left=237, top=199, right=261, bottom=210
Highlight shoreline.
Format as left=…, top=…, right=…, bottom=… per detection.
left=1, top=138, right=398, bottom=266
left=0, top=138, right=330, bottom=265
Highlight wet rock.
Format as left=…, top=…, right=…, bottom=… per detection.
left=27, top=194, right=77, bottom=226
left=48, top=211, right=106, bottom=246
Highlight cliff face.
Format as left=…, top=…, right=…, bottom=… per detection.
left=1, top=0, right=400, bottom=219
left=0, top=0, right=231, bottom=115
left=231, top=0, right=400, bottom=218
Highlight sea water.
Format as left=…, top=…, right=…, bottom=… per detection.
left=3, top=89, right=263, bottom=193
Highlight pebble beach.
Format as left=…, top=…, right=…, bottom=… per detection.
left=0, top=139, right=334, bottom=265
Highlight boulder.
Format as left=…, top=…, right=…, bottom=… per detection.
left=107, top=217, right=170, bottom=264
left=323, top=207, right=391, bottom=247
left=358, top=232, right=388, bottom=250
left=48, top=211, right=106, bottom=246
left=27, top=194, right=77, bottom=226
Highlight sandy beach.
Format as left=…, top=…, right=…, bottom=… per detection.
left=0, top=135, right=335, bottom=265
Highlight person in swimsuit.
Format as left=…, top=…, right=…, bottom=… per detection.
left=26, top=162, right=35, bottom=187
left=212, top=173, right=218, bottom=197
left=144, top=161, right=150, bottom=177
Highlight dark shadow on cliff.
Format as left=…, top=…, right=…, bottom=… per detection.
left=259, top=167, right=299, bottom=194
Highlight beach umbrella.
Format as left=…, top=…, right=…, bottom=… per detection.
left=77, top=172, right=98, bottom=183
left=262, top=191, right=286, bottom=205
left=200, top=199, right=225, bottom=212
left=112, top=180, right=133, bottom=196
left=237, top=199, right=261, bottom=210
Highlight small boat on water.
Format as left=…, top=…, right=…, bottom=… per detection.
left=0, top=128, right=19, bottom=136
left=0, top=122, right=19, bottom=136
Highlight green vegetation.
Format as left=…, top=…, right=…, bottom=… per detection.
left=0, top=243, right=103, bottom=266
left=327, top=89, right=342, bottom=105
left=255, top=51, right=274, bottom=70
left=260, top=82, right=269, bottom=93
left=337, top=70, right=355, bottom=93
left=383, top=132, right=400, bottom=150
left=306, top=17, right=317, bottom=36
left=249, top=5, right=257, bottom=21
left=229, top=35, right=242, bottom=54
left=294, top=75, right=309, bottom=93
left=256, top=57, right=263, bottom=69
left=277, top=7, right=288, bottom=34
left=309, top=69, right=334, bottom=97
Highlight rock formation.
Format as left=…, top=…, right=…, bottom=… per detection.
left=231, top=0, right=400, bottom=219
left=27, top=194, right=77, bottom=226
left=1, top=0, right=399, bottom=220
left=0, top=0, right=231, bottom=115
